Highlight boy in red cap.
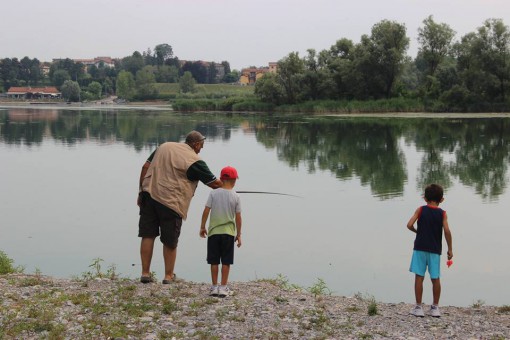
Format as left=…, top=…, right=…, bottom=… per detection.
left=200, top=166, right=242, bottom=297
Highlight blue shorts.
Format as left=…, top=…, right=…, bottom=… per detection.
left=409, top=250, right=441, bottom=279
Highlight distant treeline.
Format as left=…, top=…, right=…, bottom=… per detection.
left=1, top=16, right=510, bottom=112
left=0, top=43, right=239, bottom=101
left=252, top=16, right=510, bottom=112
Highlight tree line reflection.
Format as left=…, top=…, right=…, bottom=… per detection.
left=2, top=109, right=509, bottom=201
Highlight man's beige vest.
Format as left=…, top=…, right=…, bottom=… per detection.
left=141, top=142, right=201, bottom=220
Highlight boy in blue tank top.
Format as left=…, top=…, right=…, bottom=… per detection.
left=407, top=184, right=453, bottom=317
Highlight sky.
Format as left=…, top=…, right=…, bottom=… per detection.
left=1, top=0, right=509, bottom=71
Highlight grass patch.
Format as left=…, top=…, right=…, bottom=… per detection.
left=307, top=278, right=332, bottom=297
left=497, top=305, right=510, bottom=313
left=471, top=299, right=486, bottom=308
left=0, top=250, right=23, bottom=274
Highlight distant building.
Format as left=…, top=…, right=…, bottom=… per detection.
left=6, top=86, right=61, bottom=99
left=239, top=62, right=277, bottom=85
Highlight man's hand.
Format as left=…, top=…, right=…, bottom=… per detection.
left=236, top=235, right=242, bottom=247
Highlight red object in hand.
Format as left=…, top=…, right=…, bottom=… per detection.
left=446, top=259, right=453, bottom=268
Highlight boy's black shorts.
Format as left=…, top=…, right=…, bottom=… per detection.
left=207, top=234, right=235, bottom=265
left=138, top=192, right=182, bottom=249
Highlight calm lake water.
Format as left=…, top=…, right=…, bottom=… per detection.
left=1, top=105, right=509, bottom=307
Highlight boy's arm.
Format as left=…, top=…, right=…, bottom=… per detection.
left=443, top=212, right=453, bottom=259
left=406, top=207, right=420, bottom=233
left=235, top=212, right=242, bottom=247
left=200, top=206, right=211, bottom=238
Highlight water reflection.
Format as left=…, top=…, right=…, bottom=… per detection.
left=1, top=108, right=509, bottom=201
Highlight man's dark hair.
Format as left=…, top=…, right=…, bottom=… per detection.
left=424, top=184, right=444, bottom=203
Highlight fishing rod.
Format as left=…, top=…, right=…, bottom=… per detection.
left=236, top=191, right=302, bottom=198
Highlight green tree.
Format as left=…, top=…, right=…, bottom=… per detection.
left=135, top=66, right=159, bottom=99
left=416, top=15, right=456, bottom=97
left=122, top=51, right=145, bottom=75
left=277, top=52, right=305, bottom=104
left=179, top=71, right=196, bottom=93
left=475, top=19, right=510, bottom=102
left=367, top=20, right=410, bottom=98
left=254, top=73, right=284, bottom=105
left=60, top=80, right=81, bottom=102
left=155, top=65, right=179, bottom=83
left=53, top=69, right=71, bottom=88
left=87, top=81, right=103, bottom=100
left=154, top=43, right=173, bottom=66
left=0, top=58, right=21, bottom=91
left=116, top=70, right=136, bottom=100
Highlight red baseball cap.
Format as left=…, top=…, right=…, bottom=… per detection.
left=220, top=166, right=239, bottom=180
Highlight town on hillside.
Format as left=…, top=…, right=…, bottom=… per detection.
left=0, top=49, right=278, bottom=102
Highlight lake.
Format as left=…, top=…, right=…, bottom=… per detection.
left=1, top=105, right=509, bottom=307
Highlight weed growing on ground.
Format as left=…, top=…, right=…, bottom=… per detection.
left=307, top=278, right=332, bottom=297
left=471, top=299, right=486, bottom=308
left=367, top=296, right=378, bottom=316
left=0, top=250, right=23, bottom=274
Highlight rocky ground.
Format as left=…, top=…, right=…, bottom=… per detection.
left=1, top=273, right=509, bottom=339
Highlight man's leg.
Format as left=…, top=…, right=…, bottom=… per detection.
left=414, top=274, right=425, bottom=304
left=163, top=244, right=177, bottom=281
left=220, top=264, right=230, bottom=286
left=431, top=278, right=441, bottom=305
left=140, top=237, right=156, bottom=277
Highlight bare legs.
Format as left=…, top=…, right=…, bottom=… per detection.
left=431, top=278, right=441, bottom=305
left=140, top=237, right=155, bottom=277
left=414, top=274, right=441, bottom=305
left=140, top=237, right=177, bottom=281
left=163, top=244, right=177, bottom=281
left=210, top=264, right=230, bottom=286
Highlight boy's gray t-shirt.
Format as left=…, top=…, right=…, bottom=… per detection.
left=206, top=188, right=241, bottom=237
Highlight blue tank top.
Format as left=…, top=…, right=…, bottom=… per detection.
left=413, top=205, right=445, bottom=255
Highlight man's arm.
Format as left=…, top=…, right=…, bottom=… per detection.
left=443, top=212, right=453, bottom=260
left=187, top=160, right=223, bottom=188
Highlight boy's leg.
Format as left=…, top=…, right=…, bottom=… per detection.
left=220, top=264, right=230, bottom=286
left=211, top=264, right=219, bottom=285
left=414, top=274, right=425, bottom=304
left=431, top=278, right=441, bottom=305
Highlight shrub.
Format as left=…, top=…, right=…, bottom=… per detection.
left=0, top=250, right=22, bottom=274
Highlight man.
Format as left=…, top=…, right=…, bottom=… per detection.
left=137, top=130, right=222, bottom=284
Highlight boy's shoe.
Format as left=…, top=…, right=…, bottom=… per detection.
left=218, top=285, right=233, bottom=297
left=209, top=285, right=219, bottom=296
left=410, top=304, right=425, bottom=317
left=429, top=305, right=441, bottom=317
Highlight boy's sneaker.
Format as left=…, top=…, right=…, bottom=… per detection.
left=429, top=305, right=441, bottom=317
left=209, top=285, right=219, bottom=296
left=410, top=304, right=425, bottom=317
left=218, top=285, right=233, bottom=297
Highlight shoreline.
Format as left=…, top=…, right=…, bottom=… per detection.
left=2, top=101, right=510, bottom=117
left=1, top=273, right=509, bottom=339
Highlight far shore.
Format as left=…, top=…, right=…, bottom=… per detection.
left=2, top=100, right=510, bottom=117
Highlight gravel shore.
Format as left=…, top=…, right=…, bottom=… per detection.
left=1, top=274, right=509, bottom=339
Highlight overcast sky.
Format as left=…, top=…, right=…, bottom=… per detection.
left=1, top=0, right=509, bottom=70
